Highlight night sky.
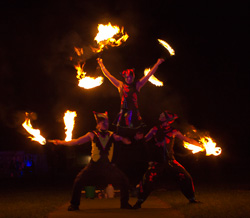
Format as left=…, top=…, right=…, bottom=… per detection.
left=0, top=1, right=249, bottom=169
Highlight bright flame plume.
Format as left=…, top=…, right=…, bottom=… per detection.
left=75, top=63, right=103, bottom=89
left=158, top=39, right=175, bottom=56
left=64, top=110, right=77, bottom=141
left=93, top=22, right=129, bottom=53
left=22, top=113, right=46, bottom=145
left=184, top=136, right=222, bottom=156
left=144, top=68, right=163, bottom=86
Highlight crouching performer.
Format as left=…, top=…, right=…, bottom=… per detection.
left=133, top=110, right=201, bottom=209
left=51, top=111, right=133, bottom=211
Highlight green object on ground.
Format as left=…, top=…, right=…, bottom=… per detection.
left=85, top=186, right=96, bottom=198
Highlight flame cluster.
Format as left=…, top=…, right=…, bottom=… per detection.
left=22, top=110, right=78, bottom=145
left=72, top=23, right=128, bottom=89
left=74, top=63, right=103, bottom=89
left=93, top=22, right=129, bottom=53
left=183, top=136, right=222, bottom=156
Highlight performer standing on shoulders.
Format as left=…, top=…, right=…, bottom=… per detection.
left=97, top=58, right=165, bottom=138
left=51, top=111, right=133, bottom=211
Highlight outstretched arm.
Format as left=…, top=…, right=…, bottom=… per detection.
left=97, top=58, right=123, bottom=89
left=51, top=132, right=93, bottom=146
left=113, top=134, right=131, bottom=144
left=175, top=131, right=201, bottom=147
left=136, top=58, right=165, bottom=91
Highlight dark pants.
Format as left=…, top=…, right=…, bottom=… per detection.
left=70, top=160, right=130, bottom=207
left=138, top=159, right=195, bottom=202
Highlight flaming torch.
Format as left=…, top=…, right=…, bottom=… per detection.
left=144, top=68, right=163, bottom=86
left=75, top=63, right=103, bottom=89
left=183, top=136, right=222, bottom=156
left=22, top=113, right=46, bottom=145
left=92, top=22, right=129, bottom=53
left=64, top=110, right=77, bottom=141
left=158, top=39, right=175, bottom=56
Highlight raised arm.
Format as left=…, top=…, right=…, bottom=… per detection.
left=51, top=132, right=94, bottom=146
left=97, top=58, right=123, bottom=89
left=174, top=131, right=201, bottom=147
left=136, top=58, right=165, bottom=91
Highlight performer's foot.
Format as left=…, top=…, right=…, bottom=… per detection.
left=189, top=199, right=202, bottom=203
left=68, top=204, right=79, bottom=211
left=120, top=203, right=133, bottom=209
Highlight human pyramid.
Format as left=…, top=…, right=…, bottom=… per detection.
left=51, top=57, right=201, bottom=211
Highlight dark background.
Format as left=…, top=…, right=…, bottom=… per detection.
left=0, top=1, right=249, bottom=179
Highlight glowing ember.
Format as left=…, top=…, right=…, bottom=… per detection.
left=144, top=68, right=163, bottom=86
left=74, top=47, right=83, bottom=56
left=64, top=110, right=77, bottom=141
left=75, top=63, right=103, bottom=89
left=158, top=39, right=175, bottom=56
left=184, top=136, right=222, bottom=156
left=93, top=22, right=129, bottom=53
left=22, top=113, right=46, bottom=145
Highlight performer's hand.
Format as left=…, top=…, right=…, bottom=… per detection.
left=49, top=139, right=62, bottom=145
left=97, top=58, right=103, bottom=65
left=122, top=137, right=131, bottom=145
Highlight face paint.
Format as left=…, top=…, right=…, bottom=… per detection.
left=159, top=111, right=178, bottom=124
left=121, top=69, right=135, bottom=84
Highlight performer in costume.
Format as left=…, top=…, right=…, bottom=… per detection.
left=51, top=111, right=133, bottom=211
left=97, top=58, right=165, bottom=138
left=133, top=110, right=201, bottom=209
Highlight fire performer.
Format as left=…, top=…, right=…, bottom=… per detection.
left=97, top=57, right=165, bottom=138
left=133, top=110, right=201, bottom=209
left=51, top=111, right=133, bottom=211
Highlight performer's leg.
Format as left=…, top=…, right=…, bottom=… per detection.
left=69, top=163, right=96, bottom=210
left=169, top=159, right=197, bottom=202
left=134, top=162, right=163, bottom=209
left=105, top=163, right=132, bottom=209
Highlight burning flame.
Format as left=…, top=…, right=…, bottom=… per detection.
left=75, top=63, right=103, bottom=89
left=64, top=110, right=77, bottom=141
left=158, top=39, right=175, bottom=56
left=22, top=113, right=46, bottom=145
left=144, top=68, right=163, bottom=86
left=183, top=136, right=222, bottom=156
left=93, top=22, right=129, bottom=53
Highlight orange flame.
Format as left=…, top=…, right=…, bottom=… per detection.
left=64, top=110, right=77, bottom=141
left=75, top=63, right=103, bottom=89
left=144, top=68, right=163, bottom=86
left=184, top=136, right=222, bottom=156
left=22, top=113, right=46, bottom=145
left=93, top=22, right=129, bottom=53
left=158, top=39, right=175, bottom=56
left=74, top=47, right=84, bottom=56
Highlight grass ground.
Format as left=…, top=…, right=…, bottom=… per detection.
left=154, top=183, right=250, bottom=218
left=0, top=174, right=249, bottom=218
left=0, top=178, right=72, bottom=218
